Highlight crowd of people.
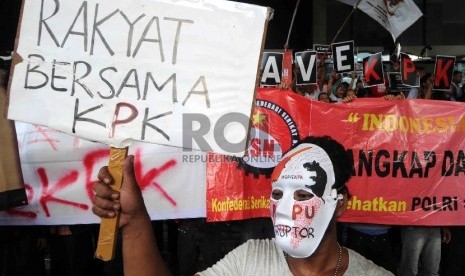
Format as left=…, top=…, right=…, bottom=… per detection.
left=287, top=60, right=463, bottom=104
left=268, top=58, right=465, bottom=276
left=90, top=58, right=464, bottom=275
left=1, top=53, right=465, bottom=275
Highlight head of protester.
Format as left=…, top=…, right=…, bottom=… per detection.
left=335, top=82, right=349, bottom=99
left=270, top=136, right=352, bottom=258
left=92, top=135, right=392, bottom=276
left=318, top=92, right=331, bottom=103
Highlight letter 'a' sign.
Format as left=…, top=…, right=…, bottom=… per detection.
left=331, top=41, right=354, bottom=73
left=7, top=0, right=271, bottom=156
left=363, top=52, right=385, bottom=87
left=433, top=55, right=456, bottom=91
left=260, top=52, right=283, bottom=86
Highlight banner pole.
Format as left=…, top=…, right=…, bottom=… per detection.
left=95, top=147, right=128, bottom=261
left=284, top=0, right=301, bottom=50
left=320, top=0, right=363, bottom=63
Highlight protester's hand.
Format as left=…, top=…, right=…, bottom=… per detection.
left=342, top=94, right=357, bottom=103
left=442, top=227, right=451, bottom=244
left=383, top=93, right=405, bottom=101
left=277, top=82, right=293, bottom=91
left=36, top=238, right=47, bottom=250
left=92, top=155, right=148, bottom=229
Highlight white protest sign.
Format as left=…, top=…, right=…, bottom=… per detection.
left=331, top=41, right=354, bottom=73
left=0, top=122, right=206, bottom=225
left=260, top=51, right=283, bottom=86
left=7, top=0, right=270, bottom=156
left=294, top=50, right=317, bottom=85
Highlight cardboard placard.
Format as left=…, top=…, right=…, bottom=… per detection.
left=0, top=87, right=27, bottom=210
left=7, top=0, right=271, bottom=156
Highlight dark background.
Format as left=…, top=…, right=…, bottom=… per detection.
left=1, top=0, right=464, bottom=54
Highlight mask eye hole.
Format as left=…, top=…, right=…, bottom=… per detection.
left=271, top=189, right=283, bottom=200
left=294, top=189, right=313, bottom=201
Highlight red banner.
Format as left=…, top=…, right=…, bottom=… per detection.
left=207, top=88, right=465, bottom=226
left=206, top=88, right=310, bottom=221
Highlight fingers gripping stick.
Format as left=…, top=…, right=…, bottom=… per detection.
left=95, top=147, right=128, bottom=261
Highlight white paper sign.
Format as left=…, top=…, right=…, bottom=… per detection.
left=8, top=0, right=270, bottom=156
left=0, top=122, right=206, bottom=225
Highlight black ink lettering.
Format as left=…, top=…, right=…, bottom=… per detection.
left=347, top=149, right=356, bottom=176
left=90, top=4, right=119, bottom=56
left=274, top=225, right=293, bottom=237
left=455, top=150, right=465, bottom=176
left=375, top=150, right=390, bottom=177
left=38, top=0, right=60, bottom=47
left=72, top=61, right=93, bottom=97
left=141, top=109, right=172, bottom=141
left=182, top=76, right=210, bottom=108
left=119, top=11, right=145, bottom=57
left=424, top=151, right=436, bottom=177
left=422, top=197, right=431, bottom=211
left=61, top=1, right=88, bottom=51
left=442, top=151, right=454, bottom=176
left=143, top=72, right=177, bottom=102
left=132, top=16, right=164, bottom=59
left=392, top=151, right=408, bottom=178
left=51, top=60, right=69, bottom=92
left=164, top=17, right=194, bottom=64
left=409, top=152, right=423, bottom=178
left=98, top=67, right=117, bottom=99
left=299, top=227, right=308, bottom=238
left=116, top=69, right=141, bottom=99
left=25, top=54, right=49, bottom=89
left=442, top=197, right=452, bottom=211
left=72, top=98, right=105, bottom=133
left=307, top=227, right=314, bottom=238
left=357, top=149, right=373, bottom=177
left=412, top=197, right=421, bottom=211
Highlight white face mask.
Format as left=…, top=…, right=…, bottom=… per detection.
left=270, top=143, right=341, bottom=258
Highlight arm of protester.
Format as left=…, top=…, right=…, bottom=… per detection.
left=327, top=70, right=339, bottom=93
left=348, top=71, right=357, bottom=89
left=92, top=156, right=172, bottom=276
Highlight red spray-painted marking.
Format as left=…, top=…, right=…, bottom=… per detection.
left=37, top=168, right=89, bottom=217
left=83, top=149, right=110, bottom=201
left=133, top=149, right=178, bottom=206
left=20, top=126, right=60, bottom=151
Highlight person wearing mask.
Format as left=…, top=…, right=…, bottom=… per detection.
left=92, top=136, right=392, bottom=276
